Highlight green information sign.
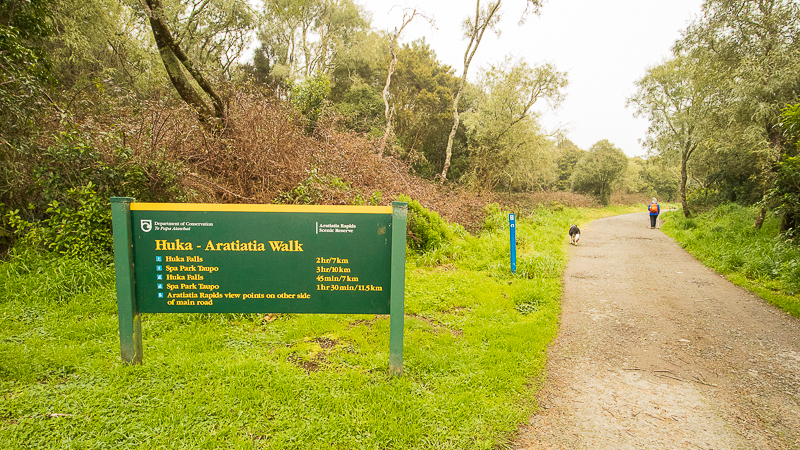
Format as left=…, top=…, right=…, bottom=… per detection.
left=111, top=199, right=407, bottom=375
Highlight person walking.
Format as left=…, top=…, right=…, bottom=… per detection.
left=648, top=197, right=660, bottom=229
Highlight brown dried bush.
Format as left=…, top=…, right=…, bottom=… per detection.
left=86, top=87, right=491, bottom=231
left=44, top=85, right=624, bottom=233
left=505, top=191, right=650, bottom=212
left=610, top=192, right=651, bottom=206
left=505, top=191, right=600, bottom=210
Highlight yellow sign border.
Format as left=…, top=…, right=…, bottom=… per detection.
left=129, top=203, right=393, bottom=214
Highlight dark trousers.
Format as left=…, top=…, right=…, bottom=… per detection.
left=650, top=214, right=658, bottom=228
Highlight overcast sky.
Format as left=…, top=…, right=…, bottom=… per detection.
left=358, top=0, right=704, bottom=157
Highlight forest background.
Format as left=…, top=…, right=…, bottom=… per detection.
left=0, top=0, right=798, bottom=257
left=1, top=1, right=800, bottom=448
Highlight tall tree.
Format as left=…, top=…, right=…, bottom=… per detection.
left=140, top=0, right=227, bottom=127
left=439, top=0, right=542, bottom=182
left=38, top=0, right=147, bottom=92
left=675, top=0, right=800, bottom=225
left=617, top=157, right=648, bottom=195
left=258, top=0, right=369, bottom=81
left=0, top=0, right=52, bottom=137
left=570, top=140, right=628, bottom=206
left=768, top=103, right=800, bottom=234
left=390, top=40, right=462, bottom=178
left=555, top=140, right=586, bottom=191
left=640, top=160, right=681, bottom=202
left=326, top=30, right=388, bottom=134
left=463, top=58, right=566, bottom=190
left=166, top=0, right=256, bottom=77
left=629, top=54, right=716, bottom=217
left=377, top=8, right=430, bottom=155
left=37, top=0, right=252, bottom=106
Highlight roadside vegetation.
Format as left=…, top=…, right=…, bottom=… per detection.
left=0, top=203, right=637, bottom=449
left=1, top=0, right=799, bottom=447
left=662, top=204, right=800, bottom=318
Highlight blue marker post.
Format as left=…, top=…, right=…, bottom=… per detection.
left=509, top=213, right=517, bottom=274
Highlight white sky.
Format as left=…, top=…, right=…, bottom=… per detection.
left=358, top=0, right=704, bottom=157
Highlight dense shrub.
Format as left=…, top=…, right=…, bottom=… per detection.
left=398, top=194, right=454, bottom=253
left=765, top=155, right=800, bottom=234
left=3, top=129, right=183, bottom=216
left=8, top=183, right=113, bottom=259
left=664, top=203, right=800, bottom=295
left=782, top=256, right=800, bottom=292
left=275, top=169, right=350, bottom=205
left=504, top=192, right=599, bottom=211
left=291, top=72, right=331, bottom=132
left=0, top=128, right=184, bottom=254
left=687, top=187, right=722, bottom=214
left=481, top=203, right=507, bottom=233
left=1, top=85, right=493, bottom=258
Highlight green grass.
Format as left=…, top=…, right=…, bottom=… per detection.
left=0, top=205, right=638, bottom=449
left=661, top=203, right=800, bottom=318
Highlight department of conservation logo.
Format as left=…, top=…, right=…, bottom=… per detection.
left=141, top=219, right=152, bottom=232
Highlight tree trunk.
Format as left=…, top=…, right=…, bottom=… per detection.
left=378, top=106, right=394, bottom=155
left=440, top=0, right=501, bottom=183
left=142, top=0, right=226, bottom=127
left=754, top=206, right=767, bottom=230
left=378, top=49, right=398, bottom=155
left=440, top=89, right=463, bottom=181
left=755, top=129, right=785, bottom=230
left=378, top=10, right=419, bottom=156
left=680, top=151, right=691, bottom=218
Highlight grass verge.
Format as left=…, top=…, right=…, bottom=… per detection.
left=0, top=205, right=638, bottom=449
left=661, top=204, right=800, bottom=318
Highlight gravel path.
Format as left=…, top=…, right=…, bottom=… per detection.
left=513, top=212, right=800, bottom=449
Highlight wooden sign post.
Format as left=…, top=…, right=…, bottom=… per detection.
left=509, top=213, right=517, bottom=274
left=111, top=199, right=407, bottom=375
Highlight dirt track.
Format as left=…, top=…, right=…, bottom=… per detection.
left=513, top=212, right=800, bottom=449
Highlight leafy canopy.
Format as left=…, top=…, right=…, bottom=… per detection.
left=570, top=140, right=628, bottom=206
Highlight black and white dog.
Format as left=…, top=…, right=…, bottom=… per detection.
left=569, top=224, right=581, bottom=245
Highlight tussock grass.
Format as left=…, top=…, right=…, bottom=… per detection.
left=0, top=205, right=637, bottom=449
left=662, top=204, right=800, bottom=317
